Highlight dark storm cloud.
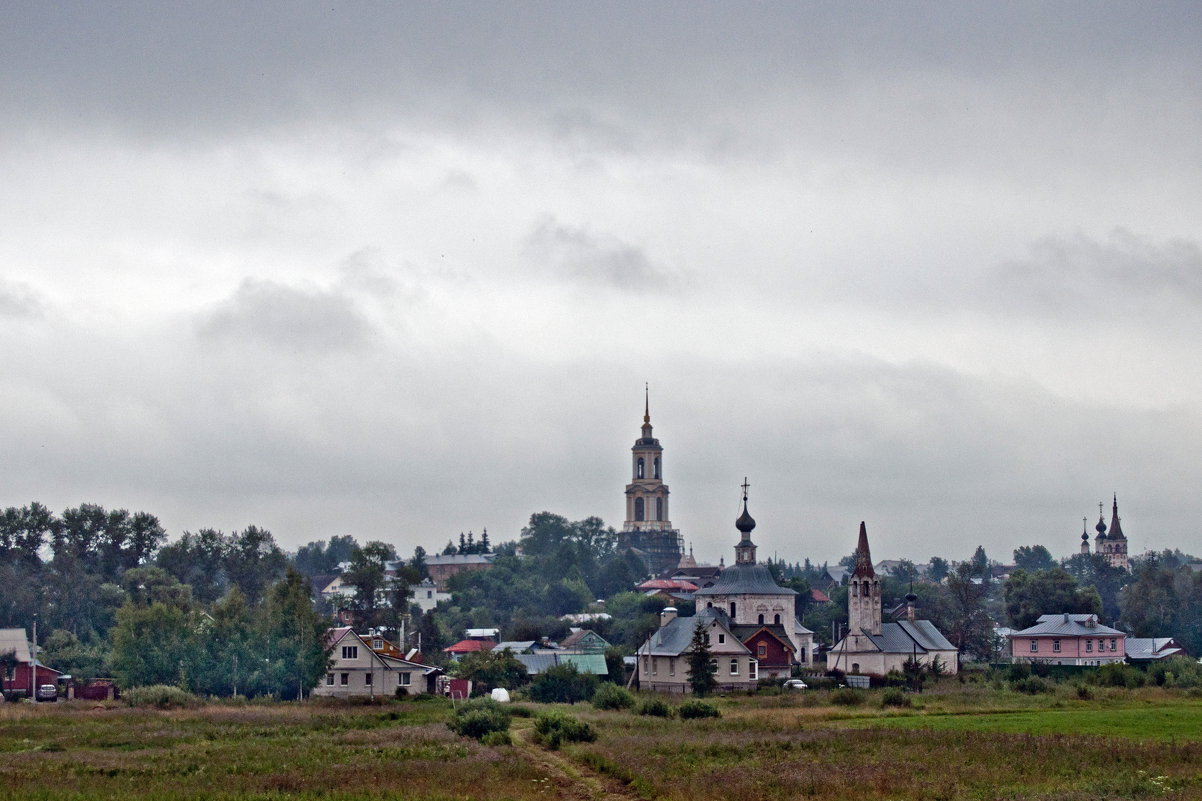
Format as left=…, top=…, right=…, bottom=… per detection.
left=524, top=217, right=674, bottom=290
left=4, top=2, right=1197, bottom=143
left=197, top=278, right=375, bottom=353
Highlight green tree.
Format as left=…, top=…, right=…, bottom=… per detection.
left=224, top=526, right=287, bottom=606
left=686, top=619, right=718, bottom=697
left=252, top=569, right=332, bottom=700
left=1064, top=552, right=1131, bottom=622
left=157, top=528, right=229, bottom=604
left=1003, top=567, right=1102, bottom=629
left=1013, top=545, right=1057, bottom=573
left=927, top=556, right=950, bottom=583
left=343, top=541, right=395, bottom=629
left=528, top=662, right=597, bottom=704
left=452, top=648, right=529, bottom=694
left=110, top=599, right=194, bottom=689
left=939, top=563, right=997, bottom=661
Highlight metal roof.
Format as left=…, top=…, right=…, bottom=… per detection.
left=863, top=620, right=957, bottom=655
left=513, top=653, right=608, bottom=676
left=693, top=563, right=797, bottom=597
left=640, top=607, right=751, bottom=657
left=1013, top=614, right=1124, bottom=637
left=0, top=629, right=31, bottom=662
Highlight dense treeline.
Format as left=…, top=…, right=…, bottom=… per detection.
left=0, top=502, right=325, bottom=696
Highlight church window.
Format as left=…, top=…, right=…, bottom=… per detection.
left=851, top=583, right=858, bottom=597
left=774, top=614, right=781, bottom=625
left=729, top=658, right=739, bottom=675
left=758, top=614, right=764, bottom=625
left=656, top=498, right=663, bottom=521
left=653, top=457, right=660, bottom=479
left=729, top=602, right=736, bottom=618
left=637, top=457, right=645, bottom=479
left=635, top=498, right=644, bottom=521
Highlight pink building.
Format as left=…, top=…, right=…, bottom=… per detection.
left=1009, top=613, right=1126, bottom=666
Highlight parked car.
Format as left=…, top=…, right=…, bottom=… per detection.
left=36, top=684, right=57, bottom=702
left=782, top=679, right=807, bottom=690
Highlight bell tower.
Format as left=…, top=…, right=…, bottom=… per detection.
left=620, top=387, right=683, bottom=575
left=847, top=522, right=882, bottom=637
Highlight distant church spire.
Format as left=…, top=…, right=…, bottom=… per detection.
left=848, top=522, right=881, bottom=636
left=1109, top=493, right=1125, bottom=541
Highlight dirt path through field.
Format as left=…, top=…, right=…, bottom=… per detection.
left=509, top=723, right=644, bottom=801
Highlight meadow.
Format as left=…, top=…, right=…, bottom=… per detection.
left=2, top=683, right=1201, bottom=800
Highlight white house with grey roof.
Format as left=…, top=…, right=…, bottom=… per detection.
left=829, top=523, right=959, bottom=676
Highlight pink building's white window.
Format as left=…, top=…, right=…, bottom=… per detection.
left=1029, top=639, right=1038, bottom=652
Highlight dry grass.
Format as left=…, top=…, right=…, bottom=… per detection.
left=2, top=686, right=1200, bottom=800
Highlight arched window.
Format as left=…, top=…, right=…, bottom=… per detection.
left=636, top=457, right=644, bottom=479
left=758, top=614, right=764, bottom=624
left=653, top=457, right=660, bottom=479
left=655, top=498, right=663, bottom=521
left=774, top=614, right=781, bottom=625
left=634, top=498, right=644, bottom=521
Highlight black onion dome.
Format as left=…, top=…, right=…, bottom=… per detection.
left=735, top=502, right=756, bottom=534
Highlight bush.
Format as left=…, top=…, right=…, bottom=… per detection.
left=447, top=698, right=512, bottom=741
left=480, top=730, right=512, bottom=747
left=592, top=682, right=635, bottom=711
left=528, top=663, right=599, bottom=704
left=1095, top=662, right=1144, bottom=689
left=678, top=700, right=720, bottom=719
left=881, top=688, right=911, bottom=708
left=1011, top=676, right=1051, bottom=695
left=1075, top=683, right=1094, bottom=700
left=636, top=696, right=672, bottom=717
left=533, top=711, right=597, bottom=750
left=830, top=688, right=864, bottom=706
left=124, top=685, right=200, bottom=709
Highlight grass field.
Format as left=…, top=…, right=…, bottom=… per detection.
left=2, top=684, right=1200, bottom=800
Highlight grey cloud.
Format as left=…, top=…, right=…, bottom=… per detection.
left=197, top=278, right=375, bottom=353
left=992, top=230, right=1202, bottom=316
left=524, top=217, right=675, bottom=291
left=0, top=279, right=43, bottom=319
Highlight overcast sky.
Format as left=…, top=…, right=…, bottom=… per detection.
left=2, top=2, right=1200, bottom=567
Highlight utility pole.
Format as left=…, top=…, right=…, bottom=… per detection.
left=29, top=613, right=37, bottom=700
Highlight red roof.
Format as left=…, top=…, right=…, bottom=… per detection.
left=444, top=638, right=496, bottom=654
left=636, top=579, right=699, bottom=592
left=811, top=588, right=831, bottom=603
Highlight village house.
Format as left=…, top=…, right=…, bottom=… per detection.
left=638, top=606, right=758, bottom=693
left=0, top=628, right=62, bottom=700
left=1007, top=614, right=1126, bottom=665
left=312, top=628, right=442, bottom=699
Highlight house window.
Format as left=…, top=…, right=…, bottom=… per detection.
left=669, top=659, right=675, bottom=676
left=709, top=659, right=718, bottom=675
left=1053, top=639, right=1061, bottom=653
left=1110, top=638, right=1117, bottom=651
left=340, top=673, right=349, bottom=686
left=365, top=673, right=373, bottom=686
left=399, top=673, right=411, bottom=686
left=427, top=590, right=433, bottom=598
left=1029, top=639, right=1038, bottom=653
left=342, top=645, right=358, bottom=660
left=749, top=659, right=758, bottom=681
left=1098, top=639, right=1105, bottom=651
left=326, top=673, right=334, bottom=686
left=757, top=643, right=767, bottom=658
left=1086, top=640, right=1093, bottom=653
left=651, top=658, right=657, bottom=676
left=372, top=639, right=383, bottom=649
left=717, top=633, right=725, bottom=644
left=730, top=658, right=739, bottom=675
